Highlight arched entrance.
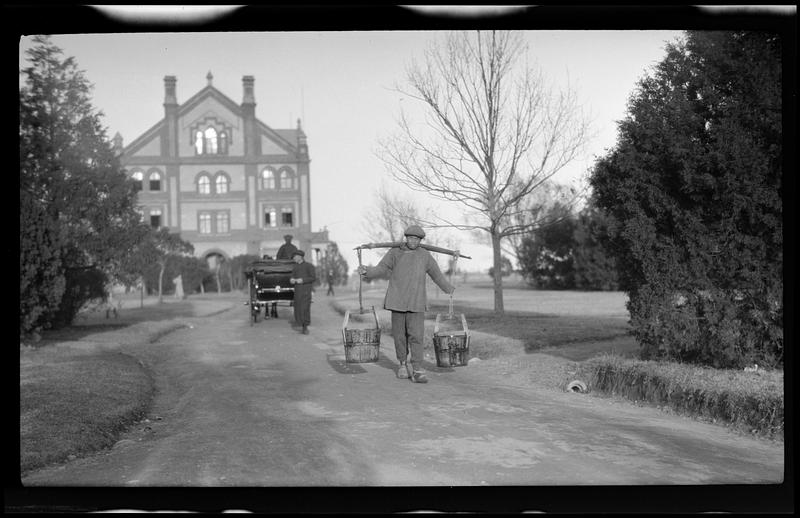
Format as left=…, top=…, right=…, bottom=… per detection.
left=201, top=249, right=230, bottom=294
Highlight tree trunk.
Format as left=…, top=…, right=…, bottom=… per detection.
left=158, top=264, right=165, bottom=304
left=491, top=231, right=505, bottom=315
left=140, top=276, right=144, bottom=309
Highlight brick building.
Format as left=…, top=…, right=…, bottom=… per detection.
left=116, top=72, right=329, bottom=268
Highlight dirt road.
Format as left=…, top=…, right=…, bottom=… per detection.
left=21, top=297, right=785, bottom=493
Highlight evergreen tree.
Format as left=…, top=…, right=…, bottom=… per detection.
left=572, top=201, right=620, bottom=291
left=20, top=36, right=147, bottom=331
left=319, top=242, right=349, bottom=286
left=517, top=203, right=576, bottom=289
left=590, top=31, right=782, bottom=368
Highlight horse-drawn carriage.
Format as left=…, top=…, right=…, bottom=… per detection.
left=244, top=259, right=294, bottom=324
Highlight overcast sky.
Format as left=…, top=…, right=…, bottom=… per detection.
left=19, top=11, right=687, bottom=272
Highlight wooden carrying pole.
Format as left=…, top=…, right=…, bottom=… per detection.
left=355, top=242, right=471, bottom=260
left=357, top=247, right=363, bottom=313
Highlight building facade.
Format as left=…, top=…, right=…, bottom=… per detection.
left=117, top=73, right=329, bottom=267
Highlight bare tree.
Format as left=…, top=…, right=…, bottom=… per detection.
left=377, top=30, right=590, bottom=314
left=360, top=182, right=426, bottom=243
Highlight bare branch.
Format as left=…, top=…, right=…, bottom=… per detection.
left=374, top=30, right=592, bottom=313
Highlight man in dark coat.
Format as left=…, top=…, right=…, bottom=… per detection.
left=357, top=225, right=454, bottom=384
left=289, top=250, right=316, bottom=334
left=276, top=234, right=299, bottom=260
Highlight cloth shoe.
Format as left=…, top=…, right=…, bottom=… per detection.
left=410, top=370, right=428, bottom=384
left=396, top=363, right=411, bottom=379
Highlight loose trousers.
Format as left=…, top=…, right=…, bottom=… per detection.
left=390, top=311, right=425, bottom=371
left=293, top=287, right=312, bottom=326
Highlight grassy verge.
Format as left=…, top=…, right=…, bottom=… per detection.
left=575, top=354, right=784, bottom=441
left=20, top=346, right=154, bottom=475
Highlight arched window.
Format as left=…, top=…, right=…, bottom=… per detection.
left=204, top=127, right=218, bottom=155
left=149, top=171, right=162, bottom=191
left=194, top=131, right=204, bottom=154
left=131, top=171, right=143, bottom=191
left=198, top=175, right=211, bottom=195
left=219, top=131, right=228, bottom=154
left=262, top=168, right=276, bottom=190
left=215, top=174, right=229, bottom=194
left=279, top=169, right=294, bottom=189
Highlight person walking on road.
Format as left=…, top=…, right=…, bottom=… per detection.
left=289, top=250, right=316, bottom=334
left=357, top=225, right=455, bottom=384
left=276, top=234, right=299, bottom=260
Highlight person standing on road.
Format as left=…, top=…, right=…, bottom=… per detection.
left=326, top=269, right=335, bottom=296
left=357, top=225, right=455, bottom=384
left=274, top=236, right=298, bottom=318
left=276, top=234, right=298, bottom=260
left=289, top=250, right=316, bottom=334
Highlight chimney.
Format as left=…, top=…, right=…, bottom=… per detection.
left=242, top=76, right=256, bottom=156
left=242, top=75, right=255, bottom=105
left=164, top=75, right=177, bottom=105
left=296, top=118, right=308, bottom=157
left=163, top=76, right=178, bottom=157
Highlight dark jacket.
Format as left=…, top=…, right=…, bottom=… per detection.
left=276, top=242, right=299, bottom=260
left=364, top=244, right=454, bottom=312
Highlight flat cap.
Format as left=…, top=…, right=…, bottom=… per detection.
left=404, top=225, right=426, bottom=239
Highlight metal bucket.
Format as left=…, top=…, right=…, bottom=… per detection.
left=342, top=306, right=381, bottom=363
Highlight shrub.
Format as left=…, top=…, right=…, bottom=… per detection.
left=50, top=266, right=108, bottom=329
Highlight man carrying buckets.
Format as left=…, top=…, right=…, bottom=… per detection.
left=357, top=225, right=455, bottom=384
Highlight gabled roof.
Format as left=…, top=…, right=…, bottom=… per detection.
left=122, top=81, right=302, bottom=157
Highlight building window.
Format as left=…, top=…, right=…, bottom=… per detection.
left=194, top=126, right=229, bottom=155
left=281, top=207, right=294, bottom=227
left=150, top=209, right=162, bottom=228
left=194, top=131, right=204, bottom=154
left=131, top=171, right=143, bottom=191
left=204, top=127, right=218, bottom=155
left=261, top=168, right=275, bottom=190
left=149, top=171, right=162, bottom=191
left=216, top=212, right=229, bottom=234
left=219, top=131, right=228, bottom=154
left=215, top=174, right=229, bottom=194
left=264, top=208, right=276, bottom=228
left=198, top=174, right=211, bottom=195
left=279, top=169, right=294, bottom=190
left=199, top=213, right=212, bottom=234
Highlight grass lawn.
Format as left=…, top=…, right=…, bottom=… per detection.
left=20, top=346, right=154, bottom=474
left=350, top=277, right=637, bottom=361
